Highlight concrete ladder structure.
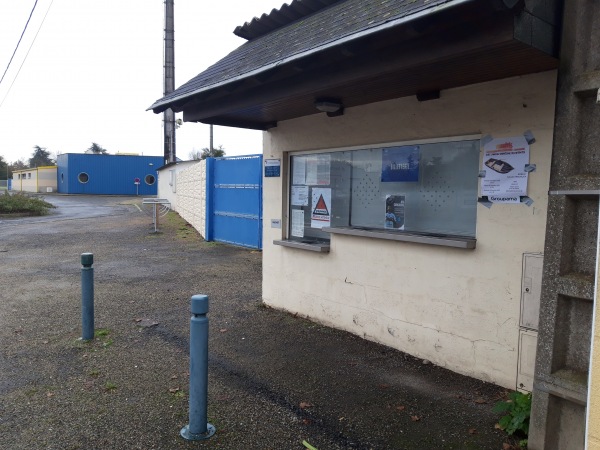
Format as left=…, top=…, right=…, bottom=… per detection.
left=529, top=1, right=600, bottom=448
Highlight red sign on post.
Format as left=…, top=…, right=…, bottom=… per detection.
left=134, top=177, right=140, bottom=185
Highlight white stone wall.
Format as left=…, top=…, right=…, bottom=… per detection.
left=262, top=71, right=557, bottom=388
left=173, top=160, right=206, bottom=238
left=157, top=161, right=199, bottom=210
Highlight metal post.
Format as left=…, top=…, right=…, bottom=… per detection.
left=163, top=0, right=176, bottom=163
left=81, top=253, right=94, bottom=341
left=153, top=203, right=158, bottom=232
left=180, top=295, right=215, bottom=441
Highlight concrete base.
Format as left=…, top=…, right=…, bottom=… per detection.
left=180, top=423, right=216, bottom=441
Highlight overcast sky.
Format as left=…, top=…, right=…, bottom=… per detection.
left=0, top=0, right=286, bottom=164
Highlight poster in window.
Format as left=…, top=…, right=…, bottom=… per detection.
left=384, top=195, right=405, bottom=230
left=481, top=136, right=529, bottom=199
left=291, top=185, right=309, bottom=206
left=311, top=188, right=331, bottom=229
left=306, top=154, right=331, bottom=185
left=293, top=156, right=306, bottom=185
left=291, top=209, right=305, bottom=237
left=381, top=146, right=420, bottom=182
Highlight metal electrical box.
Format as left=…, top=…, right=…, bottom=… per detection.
left=520, top=253, right=544, bottom=330
left=517, top=253, right=543, bottom=391
left=517, top=328, right=538, bottom=391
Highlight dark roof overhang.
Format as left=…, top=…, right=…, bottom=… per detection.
left=149, top=0, right=561, bottom=131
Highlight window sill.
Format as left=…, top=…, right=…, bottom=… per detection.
left=273, top=240, right=330, bottom=253
left=322, top=227, right=476, bottom=249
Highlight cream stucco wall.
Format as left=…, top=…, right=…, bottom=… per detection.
left=262, top=71, right=557, bottom=388
left=12, top=167, right=57, bottom=193
left=37, top=167, right=57, bottom=192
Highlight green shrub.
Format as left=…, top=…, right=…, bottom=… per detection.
left=493, top=391, right=531, bottom=447
left=0, top=191, right=55, bottom=215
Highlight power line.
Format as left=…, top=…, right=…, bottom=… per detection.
left=0, top=0, right=40, bottom=86
left=0, top=0, right=54, bottom=110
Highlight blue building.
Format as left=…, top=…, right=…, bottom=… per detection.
left=57, top=153, right=163, bottom=195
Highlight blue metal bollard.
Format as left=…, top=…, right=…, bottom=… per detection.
left=81, top=253, right=94, bottom=341
left=180, top=294, right=216, bottom=441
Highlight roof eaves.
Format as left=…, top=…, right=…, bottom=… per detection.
left=148, top=0, right=475, bottom=113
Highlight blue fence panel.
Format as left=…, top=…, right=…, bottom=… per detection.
left=207, top=155, right=262, bottom=249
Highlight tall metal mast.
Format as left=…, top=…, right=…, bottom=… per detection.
left=163, top=0, right=175, bottom=163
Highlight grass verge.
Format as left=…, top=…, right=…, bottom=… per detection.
left=0, top=191, right=55, bottom=215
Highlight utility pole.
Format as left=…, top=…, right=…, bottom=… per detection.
left=163, top=0, right=176, bottom=164
left=209, top=124, right=214, bottom=152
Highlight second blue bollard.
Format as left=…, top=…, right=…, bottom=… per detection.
left=81, top=253, right=94, bottom=341
left=180, top=295, right=216, bottom=441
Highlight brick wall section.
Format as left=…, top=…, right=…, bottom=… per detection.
left=174, top=160, right=206, bottom=238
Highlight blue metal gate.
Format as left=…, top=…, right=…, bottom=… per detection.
left=205, top=155, right=263, bottom=249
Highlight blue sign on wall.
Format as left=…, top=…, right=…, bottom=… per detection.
left=264, top=159, right=281, bottom=177
left=381, top=146, right=420, bottom=182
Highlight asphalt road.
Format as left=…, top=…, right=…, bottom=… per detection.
left=0, top=195, right=515, bottom=449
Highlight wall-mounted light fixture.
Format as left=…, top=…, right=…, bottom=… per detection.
left=314, top=98, right=344, bottom=117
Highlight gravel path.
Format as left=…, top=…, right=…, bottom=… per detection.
left=0, top=195, right=514, bottom=449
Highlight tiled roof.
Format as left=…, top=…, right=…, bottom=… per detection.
left=234, top=0, right=341, bottom=41
left=149, top=0, right=458, bottom=111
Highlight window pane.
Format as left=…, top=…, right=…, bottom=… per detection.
left=288, top=139, right=479, bottom=242
left=351, top=141, right=479, bottom=236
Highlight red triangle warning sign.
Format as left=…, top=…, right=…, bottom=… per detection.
left=312, top=194, right=329, bottom=217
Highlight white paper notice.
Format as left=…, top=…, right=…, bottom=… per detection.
left=481, top=136, right=529, bottom=197
left=291, top=210, right=304, bottom=237
left=291, top=185, right=309, bottom=206
left=311, top=187, right=331, bottom=228
left=293, top=157, right=306, bottom=185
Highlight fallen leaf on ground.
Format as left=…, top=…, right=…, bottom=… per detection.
left=42, top=340, right=49, bottom=344
left=170, top=374, right=178, bottom=379
left=396, top=405, right=405, bottom=411
left=219, top=329, right=228, bottom=333
left=495, top=423, right=504, bottom=430
left=474, top=397, right=487, bottom=404
left=378, top=384, right=390, bottom=389
left=169, top=388, right=179, bottom=393
left=299, top=401, right=314, bottom=409
left=502, top=443, right=512, bottom=450
left=46, top=392, right=54, bottom=398
left=301, top=418, right=312, bottom=425
left=410, top=415, right=420, bottom=421
left=468, top=428, right=477, bottom=434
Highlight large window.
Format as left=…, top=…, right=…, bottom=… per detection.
left=288, top=139, right=480, bottom=243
